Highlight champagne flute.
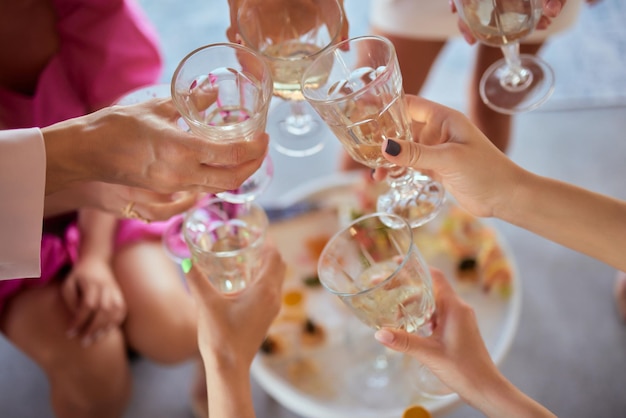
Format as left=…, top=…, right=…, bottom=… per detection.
left=317, top=212, right=452, bottom=399
left=236, top=0, right=343, bottom=157
left=302, top=35, right=445, bottom=228
left=183, top=198, right=268, bottom=293
left=454, top=0, right=555, bottom=114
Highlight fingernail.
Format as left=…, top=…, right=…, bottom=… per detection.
left=370, top=168, right=376, bottom=179
left=181, top=258, right=193, bottom=274
left=384, top=139, right=401, bottom=156
left=375, top=329, right=394, bottom=344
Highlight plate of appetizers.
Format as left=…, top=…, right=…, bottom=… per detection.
left=251, top=172, right=521, bottom=418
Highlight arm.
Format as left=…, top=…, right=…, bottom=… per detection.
left=183, top=244, right=286, bottom=418
left=375, top=269, right=556, bottom=418
left=377, top=95, right=626, bottom=272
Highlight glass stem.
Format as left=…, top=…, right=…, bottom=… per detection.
left=284, top=100, right=314, bottom=135
left=499, top=43, right=532, bottom=92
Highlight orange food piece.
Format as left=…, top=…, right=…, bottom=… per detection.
left=304, top=234, right=331, bottom=261
left=283, top=290, right=303, bottom=306
left=402, top=405, right=432, bottom=418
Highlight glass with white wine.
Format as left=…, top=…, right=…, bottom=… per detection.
left=183, top=198, right=268, bottom=293
left=302, top=35, right=445, bottom=228
left=454, top=0, right=555, bottom=114
left=318, top=212, right=452, bottom=400
left=236, top=0, right=343, bottom=157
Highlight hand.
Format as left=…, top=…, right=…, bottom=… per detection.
left=373, top=95, right=525, bottom=219
left=184, top=243, right=286, bottom=368
left=374, top=268, right=502, bottom=404
left=42, top=97, right=269, bottom=195
left=227, top=0, right=349, bottom=46
left=62, top=256, right=127, bottom=347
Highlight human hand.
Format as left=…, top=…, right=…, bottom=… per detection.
left=62, top=256, right=127, bottom=347
left=374, top=268, right=502, bottom=403
left=42, top=98, right=269, bottom=195
left=373, top=95, right=525, bottom=219
left=184, top=242, right=286, bottom=368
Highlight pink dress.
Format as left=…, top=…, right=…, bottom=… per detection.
left=0, top=0, right=167, bottom=311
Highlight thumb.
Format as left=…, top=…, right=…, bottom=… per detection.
left=381, top=139, right=443, bottom=173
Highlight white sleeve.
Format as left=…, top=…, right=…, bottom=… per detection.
left=0, top=128, right=46, bottom=280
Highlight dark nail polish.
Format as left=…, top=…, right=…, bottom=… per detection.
left=370, top=168, right=376, bottom=179
left=385, top=139, right=401, bottom=156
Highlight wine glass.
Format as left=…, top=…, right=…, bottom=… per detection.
left=317, top=212, right=453, bottom=399
left=164, top=43, right=274, bottom=262
left=183, top=198, right=269, bottom=293
left=236, top=0, right=343, bottom=157
left=171, top=42, right=274, bottom=204
left=454, top=0, right=555, bottom=114
left=301, top=35, right=445, bottom=228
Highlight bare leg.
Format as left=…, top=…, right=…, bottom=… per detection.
left=114, top=240, right=198, bottom=364
left=469, top=42, right=544, bottom=153
left=1, top=283, right=131, bottom=418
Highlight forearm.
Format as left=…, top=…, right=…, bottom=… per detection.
left=466, top=374, right=556, bottom=418
left=77, top=209, right=116, bottom=261
left=202, top=353, right=255, bottom=418
left=499, top=170, right=626, bottom=271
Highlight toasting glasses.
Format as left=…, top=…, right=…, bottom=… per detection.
left=302, top=36, right=445, bottom=228
left=454, top=0, right=555, bottom=114
left=163, top=43, right=274, bottom=262
left=318, top=213, right=452, bottom=399
left=236, top=0, right=343, bottom=157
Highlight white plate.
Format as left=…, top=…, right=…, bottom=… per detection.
left=251, top=172, right=521, bottom=418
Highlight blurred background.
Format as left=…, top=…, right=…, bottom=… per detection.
left=1, top=1, right=625, bottom=417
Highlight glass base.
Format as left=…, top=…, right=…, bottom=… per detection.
left=480, top=54, right=555, bottom=115
left=377, top=170, right=446, bottom=228
left=267, top=100, right=326, bottom=157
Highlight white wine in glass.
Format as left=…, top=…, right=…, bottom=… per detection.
left=454, top=0, right=555, bottom=114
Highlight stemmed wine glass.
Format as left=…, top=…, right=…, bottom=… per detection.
left=317, top=212, right=452, bottom=400
left=302, top=35, right=445, bottom=228
left=454, top=0, right=555, bottom=114
left=236, top=0, right=343, bottom=157
left=164, top=42, right=274, bottom=262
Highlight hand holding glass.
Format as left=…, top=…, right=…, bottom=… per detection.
left=302, top=36, right=445, bottom=228
left=318, top=213, right=452, bottom=398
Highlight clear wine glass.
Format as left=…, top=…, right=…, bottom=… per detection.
left=171, top=42, right=274, bottom=204
left=164, top=43, right=274, bottom=262
left=317, top=212, right=453, bottom=399
left=183, top=198, right=268, bottom=293
left=454, top=0, right=555, bottom=114
left=236, top=0, right=343, bottom=157
left=302, top=35, right=445, bottom=228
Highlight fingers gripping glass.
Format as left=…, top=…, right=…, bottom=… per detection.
left=454, top=0, right=555, bottom=114
left=237, top=0, right=344, bottom=157
left=317, top=213, right=452, bottom=399
left=302, top=36, right=445, bottom=228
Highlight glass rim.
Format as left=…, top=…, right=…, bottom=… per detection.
left=170, top=42, right=273, bottom=127
left=235, top=0, right=344, bottom=63
left=182, top=198, right=268, bottom=257
left=317, top=212, right=415, bottom=298
left=301, top=35, right=397, bottom=105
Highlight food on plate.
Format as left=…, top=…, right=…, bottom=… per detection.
left=301, top=318, right=326, bottom=347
